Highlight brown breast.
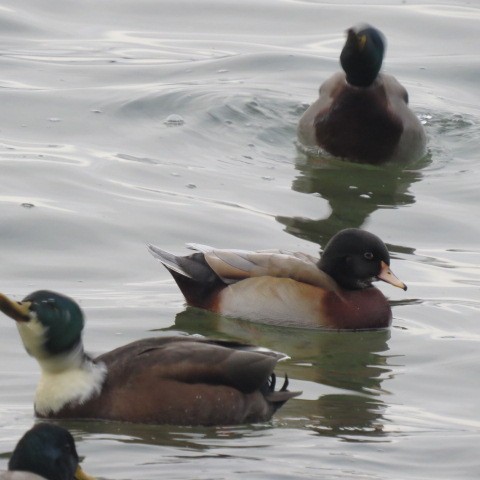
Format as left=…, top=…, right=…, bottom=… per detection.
left=315, top=84, right=403, bottom=164
left=321, top=287, right=392, bottom=329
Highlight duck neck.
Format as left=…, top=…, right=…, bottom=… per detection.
left=34, top=343, right=107, bottom=416
left=344, top=75, right=381, bottom=89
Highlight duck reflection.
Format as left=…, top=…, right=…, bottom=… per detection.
left=56, top=418, right=258, bottom=450
left=172, top=309, right=390, bottom=391
left=277, top=153, right=429, bottom=247
left=293, top=394, right=388, bottom=439
left=170, top=308, right=397, bottom=439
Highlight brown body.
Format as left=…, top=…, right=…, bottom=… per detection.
left=148, top=244, right=398, bottom=330
left=40, top=337, right=298, bottom=425
left=298, top=72, right=426, bottom=164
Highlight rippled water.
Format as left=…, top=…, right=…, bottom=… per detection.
left=0, top=1, right=479, bottom=479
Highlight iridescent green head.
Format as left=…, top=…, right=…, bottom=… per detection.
left=0, top=290, right=85, bottom=358
left=8, top=423, right=94, bottom=480
left=340, top=24, right=386, bottom=87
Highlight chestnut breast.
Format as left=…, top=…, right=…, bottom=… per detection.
left=314, top=82, right=403, bottom=164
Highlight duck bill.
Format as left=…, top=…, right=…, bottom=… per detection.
left=75, top=466, right=96, bottom=480
left=0, top=293, right=31, bottom=322
left=377, top=261, right=407, bottom=291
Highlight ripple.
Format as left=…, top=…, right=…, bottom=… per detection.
left=164, top=113, right=185, bottom=126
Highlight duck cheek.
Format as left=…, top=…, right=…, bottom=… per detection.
left=348, top=256, right=375, bottom=280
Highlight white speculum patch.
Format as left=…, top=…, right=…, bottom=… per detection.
left=16, top=315, right=107, bottom=415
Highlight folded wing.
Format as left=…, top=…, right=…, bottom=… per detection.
left=187, top=244, right=339, bottom=292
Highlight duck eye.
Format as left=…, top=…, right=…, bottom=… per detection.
left=364, top=252, right=374, bottom=260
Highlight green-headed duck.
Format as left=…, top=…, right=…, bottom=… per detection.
left=1, top=423, right=94, bottom=480
left=297, top=24, right=426, bottom=164
left=0, top=291, right=300, bottom=426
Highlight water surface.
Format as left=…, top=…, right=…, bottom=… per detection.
left=0, top=1, right=479, bottom=479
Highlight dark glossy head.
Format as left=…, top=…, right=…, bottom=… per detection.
left=25, top=290, right=84, bottom=355
left=0, top=290, right=85, bottom=358
left=340, top=24, right=386, bottom=87
left=8, top=424, right=79, bottom=480
left=319, top=228, right=406, bottom=291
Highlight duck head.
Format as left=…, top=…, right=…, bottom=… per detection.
left=8, top=423, right=94, bottom=480
left=340, top=24, right=386, bottom=87
left=318, top=228, right=407, bottom=291
left=0, top=290, right=85, bottom=362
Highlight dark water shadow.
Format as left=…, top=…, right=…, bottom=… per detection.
left=277, top=153, right=430, bottom=249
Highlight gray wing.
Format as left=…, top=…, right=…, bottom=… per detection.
left=187, top=244, right=338, bottom=292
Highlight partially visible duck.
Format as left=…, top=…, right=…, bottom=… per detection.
left=0, top=290, right=299, bottom=426
left=1, top=423, right=94, bottom=480
left=148, top=228, right=407, bottom=330
left=297, top=24, right=426, bottom=164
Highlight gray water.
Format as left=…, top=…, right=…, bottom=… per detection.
left=0, top=1, right=479, bottom=479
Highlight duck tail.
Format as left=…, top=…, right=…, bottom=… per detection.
left=147, top=244, right=225, bottom=308
left=264, top=373, right=301, bottom=411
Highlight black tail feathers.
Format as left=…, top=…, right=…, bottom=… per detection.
left=264, top=373, right=301, bottom=410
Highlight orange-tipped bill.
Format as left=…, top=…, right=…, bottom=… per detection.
left=377, top=261, right=407, bottom=291
left=75, top=466, right=96, bottom=480
left=0, top=293, right=31, bottom=322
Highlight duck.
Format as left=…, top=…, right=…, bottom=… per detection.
left=0, top=291, right=300, bottom=426
left=148, top=228, right=407, bottom=330
left=1, top=423, right=94, bottom=480
left=297, top=24, right=426, bottom=164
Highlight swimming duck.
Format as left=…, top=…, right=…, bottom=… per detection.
left=0, top=291, right=299, bottom=426
left=1, top=423, right=94, bottom=480
left=148, top=228, right=407, bottom=329
left=297, top=24, right=426, bottom=164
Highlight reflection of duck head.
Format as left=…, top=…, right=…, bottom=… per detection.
left=277, top=155, right=427, bottom=247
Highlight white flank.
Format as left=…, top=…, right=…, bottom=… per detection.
left=16, top=316, right=107, bottom=416
left=218, top=277, right=321, bottom=327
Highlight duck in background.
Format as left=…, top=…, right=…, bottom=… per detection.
left=1, top=423, right=94, bottom=480
left=0, top=291, right=300, bottom=426
left=148, top=228, right=407, bottom=330
left=297, top=24, right=426, bottom=164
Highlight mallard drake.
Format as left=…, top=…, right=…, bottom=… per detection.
left=297, top=24, right=426, bottom=164
left=0, top=291, right=300, bottom=426
left=1, top=423, right=94, bottom=480
left=148, top=228, right=407, bottom=329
